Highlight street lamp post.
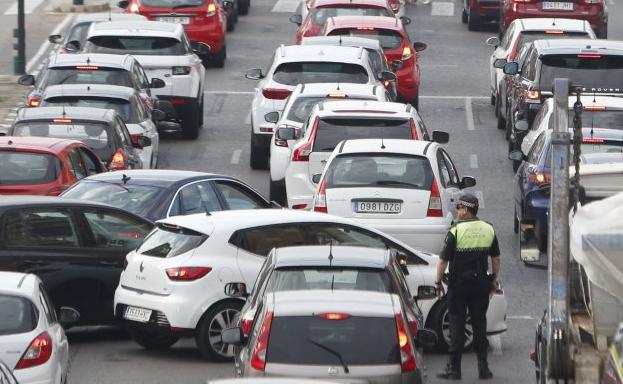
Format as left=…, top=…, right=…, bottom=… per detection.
left=13, top=0, right=26, bottom=75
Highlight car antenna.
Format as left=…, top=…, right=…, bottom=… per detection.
left=62, top=105, right=67, bottom=118
left=329, top=241, right=335, bottom=291
left=338, top=34, right=342, bottom=46
left=336, top=81, right=340, bottom=91
left=381, top=135, right=385, bottom=149
left=552, top=18, right=556, bottom=27
left=121, top=173, right=131, bottom=184
left=108, top=5, right=112, bottom=21
left=86, top=57, right=91, bottom=65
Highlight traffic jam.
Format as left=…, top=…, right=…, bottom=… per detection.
left=0, top=0, right=621, bottom=381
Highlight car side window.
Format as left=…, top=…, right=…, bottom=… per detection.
left=437, top=149, right=452, bottom=187
left=133, top=63, right=151, bottom=91
left=82, top=209, right=152, bottom=250
left=231, top=224, right=306, bottom=256
left=414, top=112, right=430, bottom=140
left=38, top=291, right=54, bottom=324
left=68, top=148, right=87, bottom=180
left=527, top=132, right=546, bottom=164
left=522, top=49, right=538, bottom=81
left=115, top=118, right=133, bottom=147
left=531, top=103, right=549, bottom=132
left=214, top=181, right=266, bottom=209
left=3, top=209, right=80, bottom=247
left=175, top=181, right=223, bottom=216
left=79, top=147, right=102, bottom=175
left=501, top=24, right=515, bottom=50
left=39, top=287, right=57, bottom=323
left=441, top=150, right=460, bottom=185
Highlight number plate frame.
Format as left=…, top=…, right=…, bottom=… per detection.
left=156, top=16, right=191, bottom=24
left=542, top=2, right=574, bottom=10
left=353, top=200, right=402, bottom=214
left=124, top=306, right=152, bottom=323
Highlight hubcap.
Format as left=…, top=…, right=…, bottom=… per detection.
left=441, top=308, right=474, bottom=348
left=208, top=308, right=240, bottom=357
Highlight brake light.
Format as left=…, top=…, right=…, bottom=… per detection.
left=527, top=90, right=540, bottom=100
left=401, top=46, right=413, bottom=61
left=170, top=99, right=186, bottom=105
left=512, top=0, right=531, bottom=3
left=292, top=117, right=318, bottom=162
left=53, top=118, right=72, bottom=123
left=109, top=149, right=128, bottom=171
left=262, top=88, right=292, bottom=100
left=584, top=105, right=607, bottom=111
left=172, top=66, right=191, bottom=75
left=75, top=66, right=99, bottom=70
left=27, top=96, right=41, bottom=107
left=394, top=314, right=416, bottom=372
left=15, top=331, right=52, bottom=370
left=327, top=92, right=348, bottom=98
left=529, top=172, right=550, bottom=186
left=582, top=137, right=605, bottom=143
left=313, top=176, right=328, bottom=213
left=318, top=313, right=351, bottom=320
left=46, top=184, right=70, bottom=196
left=166, top=267, right=212, bottom=281
left=578, top=54, right=601, bottom=59
left=207, top=2, right=217, bottom=16
left=356, top=27, right=375, bottom=31
left=410, top=119, right=419, bottom=140
left=251, top=311, right=273, bottom=371
left=544, top=30, right=564, bottom=34
left=427, top=178, right=443, bottom=217
left=292, top=204, right=308, bottom=209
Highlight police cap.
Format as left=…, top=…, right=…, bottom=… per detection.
left=457, top=193, right=479, bottom=212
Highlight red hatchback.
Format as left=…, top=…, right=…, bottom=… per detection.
left=323, top=16, right=426, bottom=107
left=119, top=0, right=229, bottom=66
left=291, top=0, right=395, bottom=44
left=0, top=136, right=107, bottom=196
left=500, top=0, right=608, bottom=38
left=461, top=0, right=499, bottom=31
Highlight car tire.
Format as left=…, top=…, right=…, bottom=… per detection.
left=238, top=0, right=249, bottom=15
left=461, top=8, right=467, bottom=24
left=210, top=45, right=227, bottom=68
left=270, top=179, right=287, bottom=206
left=126, top=326, right=179, bottom=350
left=505, top=107, right=512, bottom=140
left=182, top=102, right=200, bottom=140
left=226, top=11, right=235, bottom=31
left=250, top=131, right=269, bottom=170
left=198, top=95, right=204, bottom=127
left=490, top=94, right=495, bottom=106
left=467, top=7, right=481, bottom=31
left=514, top=207, right=519, bottom=234
left=426, top=299, right=474, bottom=352
left=196, top=300, right=243, bottom=361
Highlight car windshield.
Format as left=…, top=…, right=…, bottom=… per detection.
left=42, top=97, right=134, bottom=123
left=45, top=67, right=133, bottom=88
left=137, top=224, right=208, bottom=258
left=141, top=0, right=205, bottom=6
left=0, top=151, right=61, bottom=186
left=328, top=28, right=403, bottom=50
left=0, top=295, right=38, bottom=336
left=85, top=36, right=185, bottom=56
left=545, top=136, right=623, bottom=166
left=268, top=267, right=391, bottom=292
left=518, top=31, right=589, bottom=48
left=325, top=154, right=434, bottom=189
left=62, top=181, right=164, bottom=217
left=311, top=7, right=390, bottom=26
left=313, top=118, right=412, bottom=151
left=273, top=62, right=369, bottom=86
left=539, top=54, right=623, bottom=91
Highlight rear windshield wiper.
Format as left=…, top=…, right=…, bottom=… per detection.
left=307, top=339, right=349, bottom=374
left=375, top=180, right=421, bottom=188
left=171, top=3, right=199, bottom=9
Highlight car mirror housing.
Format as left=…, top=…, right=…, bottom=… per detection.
left=400, top=16, right=411, bottom=26
left=312, top=173, right=322, bottom=184
left=151, top=109, right=166, bottom=122
left=503, top=62, right=519, bottom=75
left=416, top=328, right=438, bottom=349
left=416, top=285, right=437, bottom=300
left=432, top=130, right=449, bottom=144
left=48, top=34, right=63, bottom=44
left=245, top=68, right=264, bottom=80
left=224, top=282, right=249, bottom=298
left=264, top=111, right=280, bottom=123
left=150, top=78, right=166, bottom=89
left=380, top=71, right=397, bottom=82
left=276, top=127, right=296, bottom=140
left=58, top=306, right=80, bottom=326
left=289, top=14, right=303, bottom=25
left=459, top=176, right=476, bottom=189
left=221, top=327, right=245, bottom=345
left=413, top=42, right=427, bottom=52
left=486, top=36, right=500, bottom=47
left=493, top=58, right=507, bottom=69
left=508, top=150, right=525, bottom=162
left=17, top=74, right=35, bottom=86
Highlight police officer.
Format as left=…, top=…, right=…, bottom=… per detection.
left=436, top=193, right=501, bottom=380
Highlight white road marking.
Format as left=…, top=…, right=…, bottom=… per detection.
left=488, top=334, right=503, bottom=356
left=25, top=14, right=73, bottom=73
left=474, top=190, right=485, bottom=208
left=4, top=0, right=44, bottom=15
left=431, top=2, right=454, bottom=16
left=230, top=149, right=242, bottom=164
left=271, top=0, right=299, bottom=12
left=245, top=109, right=252, bottom=125
left=469, top=154, right=478, bottom=169
left=7, top=112, right=17, bottom=117
left=4, top=118, right=15, bottom=122
left=465, top=97, right=475, bottom=131
left=507, top=315, right=535, bottom=320
left=421, top=64, right=458, bottom=68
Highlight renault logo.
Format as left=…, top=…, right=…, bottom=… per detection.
left=139, top=261, right=145, bottom=273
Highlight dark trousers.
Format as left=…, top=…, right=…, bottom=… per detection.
left=447, top=279, right=490, bottom=359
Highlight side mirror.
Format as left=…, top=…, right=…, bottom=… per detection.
left=508, top=150, right=525, bottom=162
left=432, top=130, right=449, bottom=144
left=17, top=74, right=35, bottom=86
left=515, top=119, right=529, bottom=132
left=392, top=60, right=404, bottom=70
left=379, top=71, right=397, bottom=82
left=65, top=40, right=81, bottom=52
left=289, top=14, right=303, bottom=25
left=191, top=41, right=211, bottom=56
left=157, top=120, right=182, bottom=134
left=222, top=0, right=234, bottom=8
left=312, top=173, right=322, bottom=184
left=459, top=176, right=476, bottom=189
left=224, top=282, right=249, bottom=298
left=117, top=0, right=129, bottom=8
left=493, top=58, right=507, bottom=69
left=413, top=42, right=427, bottom=52
left=150, top=78, right=165, bottom=89
left=245, top=68, right=264, bottom=80
left=221, top=327, right=245, bottom=346
left=503, top=62, right=519, bottom=75
left=151, top=109, right=166, bottom=122
left=264, top=111, right=280, bottom=123
left=416, top=285, right=437, bottom=300
left=58, top=306, right=80, bottom=326
left=486, top=36, right=500, bottom=47
left=48, top=34, right=63, bottom=44
left=400, top=16, right=411, bottom=26
left=415, top=328, right=438, bottom=349
left=276, top=127, right=296, bottom=140
left=135, top=136, right=152, bottom=148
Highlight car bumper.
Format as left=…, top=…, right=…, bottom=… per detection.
left=396, top=68, right=419, bottom=103
left=353, top=219, right=450, bottom=254
left=472, top=0, right=500, bottom=17
left=156, top=95, right=198, bottom=121
left=14, top=361, right=59, bottom=384
left=252, top=95, right=287, bottom=135
left=285, top=169, right=315, bottom=209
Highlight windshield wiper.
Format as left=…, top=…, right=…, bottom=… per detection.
left=375, top=180, right=420, bottom=188
left=307, top=339, right=349, bottom=374
left=171, top=3, right=199, bottom=9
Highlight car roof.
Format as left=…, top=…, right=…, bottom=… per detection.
left=0, top=136, right=83, bottom=153
left=0, top=195, right=114, bottom=209
left=15, top=106, right=116, bottom=123
left=293, top=82, right=379, bottom=97
left=273, top=245, right=389, bottom=269
left=317, top=100, right=411, bottom=116
left=80, top=169, right=226, bottom=184
left=326, top=15, right=404, bottom=31
left=48, top=53, right=134, bottom=68
left=89, top=20, right=183, bottom=39
left=301, top=36, right=382, bottom=50
left=275, top=44, right=366, bottom=63
left=74, top=12, right=148, bottom=23
left=338, top=138, right=433, bottom=156
left=515, top=18, right=592, bottom=33
left=42, top=84, right=135, bottom=101
left=314, top=0, right=389, bottom=7
left=269, top=289, right=398, bottom=317
left=0, top=272, right=38, bottom=298
left=532, top=39, right=623, bottom=55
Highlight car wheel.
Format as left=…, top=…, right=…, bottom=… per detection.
left=467, top=6, right=481, bottom=31
left=497, top=99, right=506, bottom=130
left=209, top=45, right=227, bottom=68
left=126, top=326, right=179, bottom=350
left=226, top=11, right=235, bottom=31
left=198, top=95, right=204, bottom=127
left=196, top=301, right=243, bottom=361
left=514, top=207, right=519, bottom=234
left=461, top=8, right=467, bottom=24
left=238, top=0, right=249, bottom=15
left=250, top=131, right=269, bottom=170
left=182, top=103, right=200, bottom=140
left=505, top=107, right=512, bottom=140
left=269, top=179, right=287, bottom=206
left=426, top=299, right=474, bottom=352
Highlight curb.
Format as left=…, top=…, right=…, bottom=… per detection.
left=48, top=2, right=110, bottom=13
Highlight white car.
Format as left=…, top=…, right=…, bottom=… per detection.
left=244, top=44, right=397, bottom=169
left=39, top=84, right=161, bottom=169
left=311, top=138, right=474, bottom=254
left=84, top=20, right=208, bottom=139
left=114, top=209, right=507, bottom=359
left=0, top=272, right=79, bottom=384
left=268, top=82, right=390, bottom=204
left=284, top=100, right=441, bottom=210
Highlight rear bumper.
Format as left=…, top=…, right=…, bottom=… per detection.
left=471, top=0, right=500, bottom=17
left=396, top=67, right=419, bottom=103
left=353, top=219, right=450, bottom=254
left=285, top=167, right=315, bottom=209
left=156, top=95, right=199, bottom=120
left=14, top=359, right=59, bottom=384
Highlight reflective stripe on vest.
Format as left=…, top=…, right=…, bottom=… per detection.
left=451, top=220, right=495, bottom=251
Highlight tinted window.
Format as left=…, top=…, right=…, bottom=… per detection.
left=86, top=36, right=185, bottom=56
left=313, top=118, right=412, bottom=152
left=311, top=7, right=389, bottom=25
left=79, top=148, right=102, bottom=175
left=4, top=209, right=79, bottom=247
left=136, top=224, right=208, bottom=258
left=214, top=181, right=265, bottom=210
left=68, top=149, right=87, bottom=180
left=142, top=0, right=205, bottom=5
left=273, top=62, right=368, bottom=86
left=268, top=267, right=391, bottom=292
left=267, top=316, right=400, bottom=365
left=45, top=67, right=132, bottom=87
left=518, top=31, right=589, bottom=48
left=0, top=151, right=60, bottom=185
left=539, top=55, right=623, bottom=91
left=83, top=210, right=152, bottom=250
left=42, top=97, right=134, bottom=123
left=325, top=154, right=433, bottom=189
left=178, top=182, right=222, bottom=215
left=287, top=96, right=374, bottom=123
left=0, top=295, right=38, bottom=335
left=328, top=28, right=403, bottom=50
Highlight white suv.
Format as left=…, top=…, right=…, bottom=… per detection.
left=84, top=20, right=209, bottom=139
left=268, top=82, right=389, bottom=204
left=284, top=100, right=440, bottom=210
left=245, top=44, right=397, bottom=169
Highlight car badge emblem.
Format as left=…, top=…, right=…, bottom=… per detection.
left=374, top=191, right=381, bottom=197
left=139, top=261, right=144, bottom=273
left=327, top=366, right=339, bottom=375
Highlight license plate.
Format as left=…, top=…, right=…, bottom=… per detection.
left=156, top=16, right=190, bottom=24
left=355, top=201, right=402, bottom=214
left=542, top=2, right=573, bottom=10
left=124, top=306, right=152, bottom=323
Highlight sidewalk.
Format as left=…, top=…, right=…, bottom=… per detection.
left=0, top=75, right=26, bottom=134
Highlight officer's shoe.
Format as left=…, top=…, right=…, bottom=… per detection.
left=437, top=364, right=461, bottom=380
left=477, top=353, right=493, bottom=379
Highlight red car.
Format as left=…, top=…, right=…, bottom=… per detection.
left=0, top=136, right=107, bottom=196
left=500, top=0, right=608, bottom=38
left=461, top=0, right=499, bottom=31
left=291, top=0, right=396, bottom=44
left=118, top=0, right=229, bottom=66
left=323, top=16, right=426, bottom=107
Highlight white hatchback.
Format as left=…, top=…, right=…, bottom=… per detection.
left=311, top=138, right=475, bottom=254
left=0, top=272, right=79, bottom=384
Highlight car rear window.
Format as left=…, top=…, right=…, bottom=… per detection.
left=46, top=67, right=132, bottom=88
left=85, top=36, right=186, bottom=56
left=273, top=62, right=368, bottom=86
left=539, top=54, right=623, bottom=91
left=313, top=118, right=412, bottom=152
left=328, top=28, right=403, bottom=50
left=325, top=154, right=433, bottom=189
left=312, top=7, right=390, bottom=26
left=137, top=224, right=208, bottom=258
left=548, top=110, right=623, bottom=130
left=0, top=151, right=61, bottom=185
left=267, top=315, right=400, bottom=365
left=518, top=31, right=589, bottom=48
left=268, top=267, right=391, bottom=292
left=42, top=97, right=134, bottom=123
left=545, top=136, right=623, bottom=166
left=0, top=295, right=38, bottom=335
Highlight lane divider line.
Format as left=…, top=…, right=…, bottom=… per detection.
left=430, top=2, right=454, bottom=16
left=230, top=149, right=242, bottom=164
left=271, top=0, right=299, bottom=13
left=465, top=97, right=475, bottom=131
left=469, top=154, right=478, bottom=169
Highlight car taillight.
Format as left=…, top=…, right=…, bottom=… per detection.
left=15, top=331, right=52, bottom=370
left=262, top=88, right=292, bottom=100
left=313, top=176, right=328, bottom=213
left=46, top=184, right=70, bottom=196
left=129, top=2, right=139, bottom=12
left=394, top=314, right=416, bottom=372
left=292, top=204, right=308, bottom=209
left=251, top=311, right=273, bottom=371
left=427, top=178, right=443, bottom=217
left=207, top=2, right=217, bottom=16
left=292, top=117, right=318, bottom=161
left=527, top=90, right=540, bottom=100
left=318, top=312, right=351, bottom=320
left=578, top=54, right=602, bottom=58
left=172, top=66, right=191, bottom=75
left=109, top=149, right=128, bottom=171
left=582, top=137, right=605, bottom=143
left=512, top=0, right=531, bottom=3
left=401, top=46, right=413, bottom=61
left=27, top=96, right=41, bottom=107
left=410, top=119, right=419, bottom=140
left=529, top=172, right=551, bottom=186
left=165, top=267, right=212, bottom=281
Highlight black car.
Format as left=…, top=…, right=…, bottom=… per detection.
left=61, top=169, right=276, bottom=222
left=0, top=196, right=154, bottom=324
